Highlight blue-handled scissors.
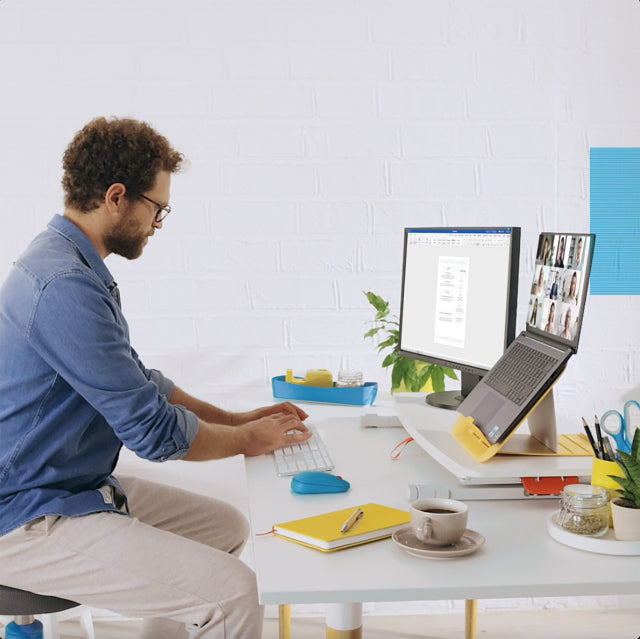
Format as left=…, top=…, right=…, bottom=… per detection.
left=600, top=400, right=640, bottom=455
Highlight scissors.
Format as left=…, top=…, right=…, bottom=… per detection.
left=600, top=400, right=640, bottom=455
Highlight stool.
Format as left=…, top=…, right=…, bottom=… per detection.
left=0, top=584, right=88, bottom=639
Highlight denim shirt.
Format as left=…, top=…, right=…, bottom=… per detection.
left=0, top=215, right=199, bottom=536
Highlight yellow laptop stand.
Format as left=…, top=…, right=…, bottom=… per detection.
left=452, top=414, right=504, bottom=462
left=453, top=382, right=558, bottom=462
left=453, top=377, right=592, bottom=464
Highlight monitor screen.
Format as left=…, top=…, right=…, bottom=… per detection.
left=398, top=227, right=520, bottom=409
left=529, top=232, right=594, bottom=351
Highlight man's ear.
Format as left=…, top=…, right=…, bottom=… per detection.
left=105, top=183, right=127, bottom=214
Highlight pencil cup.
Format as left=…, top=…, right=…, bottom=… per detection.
left=591, top=457, right=624, bottom=526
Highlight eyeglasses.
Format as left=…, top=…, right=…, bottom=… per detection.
left=139, top=194, right=172, bottom=223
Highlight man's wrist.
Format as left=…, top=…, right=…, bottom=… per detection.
left=183, top=421, right=247, bottom=461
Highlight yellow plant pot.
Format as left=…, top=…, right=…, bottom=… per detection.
left=591, top=457, right=623, bottom=526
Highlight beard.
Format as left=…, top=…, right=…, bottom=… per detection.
left=103, top=205, right=149, bottom=260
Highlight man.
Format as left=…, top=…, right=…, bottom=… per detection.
left=0, top=117, right=311, bottom=638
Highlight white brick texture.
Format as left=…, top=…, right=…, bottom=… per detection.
left=2, top=0, right=640, bottom=616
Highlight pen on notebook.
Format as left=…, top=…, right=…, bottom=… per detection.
left=340, top=508, right=364, bottom=534
left=594, top=414, right=605, bottom=460
left=581, top=417, right=599, bottom=458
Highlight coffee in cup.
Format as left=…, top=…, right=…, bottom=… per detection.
left=409, top=498, right=468, bottom=546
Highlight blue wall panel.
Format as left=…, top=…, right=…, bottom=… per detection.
left=590, top=148, right=640, bottom=295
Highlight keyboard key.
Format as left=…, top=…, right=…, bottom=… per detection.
left=272, top=425, right=335, bottom=477
left=484, top=341, right=558, bottom=405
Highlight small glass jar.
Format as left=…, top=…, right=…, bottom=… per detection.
left=557, top=484, right=609, bottom=537
left=336, top=370, right=364, bottom=388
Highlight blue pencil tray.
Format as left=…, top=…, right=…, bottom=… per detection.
left=271, top=376, right=378, bottom=406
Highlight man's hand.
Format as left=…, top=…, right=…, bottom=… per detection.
left=239, top=412, right=311, bottom=457
left=232, top=401, right=309, bottom=426
left=183, top=409, right=311, bottom=461
left=169, top=386, right=309, bottom=428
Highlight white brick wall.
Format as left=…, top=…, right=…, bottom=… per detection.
left=2, top=0, right=640, bottom=617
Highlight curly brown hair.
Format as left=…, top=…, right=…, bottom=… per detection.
left=62, top=117, right=184, bottom=212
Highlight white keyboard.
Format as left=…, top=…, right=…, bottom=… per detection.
left=272, top=425, right=334, bottom=477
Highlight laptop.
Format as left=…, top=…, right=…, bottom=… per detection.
left=458, top=232, right=595, bottom=448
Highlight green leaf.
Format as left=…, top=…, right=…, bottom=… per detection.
left=391, top=359, right=409, bottom=393
left=443, top=367, right=458, bottom=380
left=619, top=452, right=640, bottom=485
left=430, top=366, right=445, bottom=392
left=609, top=432, right=640, bottom=507
left=403, top=364, right=420, bottom=392
left=364, top=291, right=389, bottom=318
left=382, top=352, right=399, bottom=368
left=397, top=358, right=416, bottom=391
left=632, top=428, right=640, bottom=463
left=376, top=335, right=397, bottom=352
left=416, top=365, right=433, bottom=389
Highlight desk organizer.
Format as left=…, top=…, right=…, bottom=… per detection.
left=271, top=376, right=378, bottom=406
left=547, top=511, right=640, bottom=556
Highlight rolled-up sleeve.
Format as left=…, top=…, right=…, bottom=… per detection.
left=163, top=403, right=199, bottom=460
left=138, top=364, right=199, bottom=458
left=148, top=368, right=174, bottom=398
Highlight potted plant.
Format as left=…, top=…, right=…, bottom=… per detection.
left=363, top=291, right=457, bottom=394
left=609, top=428, right=640, bottom=541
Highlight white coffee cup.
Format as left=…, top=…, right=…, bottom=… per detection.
left=409, top=498, right=468, bottom=546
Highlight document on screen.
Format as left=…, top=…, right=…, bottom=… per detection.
left=434, top=256, right=469, bottom=348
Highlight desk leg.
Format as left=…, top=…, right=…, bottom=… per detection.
left=465, top=599, right=477, bottom=639
left=326, top=602, right=362, bottom=638
left=278, top=604, right=291, bottom=639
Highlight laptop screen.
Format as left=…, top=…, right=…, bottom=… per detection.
left=527, top=233, right=594, bottom=351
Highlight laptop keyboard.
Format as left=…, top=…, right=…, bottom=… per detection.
left=484, top=341, right=558, bottom=406
left=272, top=424, right=334, bottom=477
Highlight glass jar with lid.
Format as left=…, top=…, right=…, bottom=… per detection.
left=336, top=370, right=364, bottom=388
left=557, top=484, right=609, bottom=537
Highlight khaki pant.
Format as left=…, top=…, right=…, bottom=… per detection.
left=0, top=476, right=263, bottom=638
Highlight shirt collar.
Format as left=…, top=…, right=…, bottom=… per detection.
left=47, top=214, right=117, bottom=291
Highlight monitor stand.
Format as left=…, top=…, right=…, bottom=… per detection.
left=425, top=371, right=482, bottom=411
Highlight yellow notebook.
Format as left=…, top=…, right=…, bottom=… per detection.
left=274, top=503, right=410, bottom=552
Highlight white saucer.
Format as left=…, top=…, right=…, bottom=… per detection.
left=392, top=525, right=485, bottom=559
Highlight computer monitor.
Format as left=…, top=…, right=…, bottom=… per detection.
left=398, top=227, right=520, bottom=410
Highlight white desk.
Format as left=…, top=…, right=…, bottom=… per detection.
left=244, top=397, right=640, bottom=637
